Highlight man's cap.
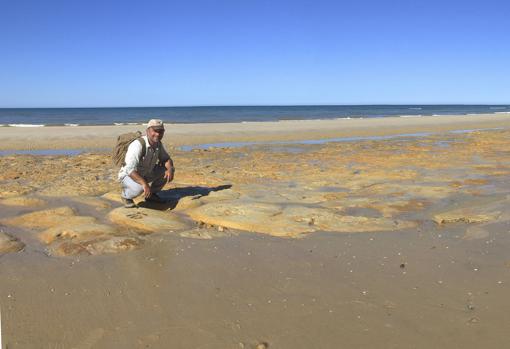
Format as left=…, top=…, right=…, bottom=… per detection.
left=147, top=119, right=164, bottom=130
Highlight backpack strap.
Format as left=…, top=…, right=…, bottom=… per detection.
left=137, top=137, right=146, bottom=159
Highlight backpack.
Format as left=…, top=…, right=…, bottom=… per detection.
left=112, top=131, right=147, bottom=167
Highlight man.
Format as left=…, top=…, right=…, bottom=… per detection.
left=118, top=119, right=175, bottom=208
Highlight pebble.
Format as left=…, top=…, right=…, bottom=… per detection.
left=467, top=317, right=479, bottom=324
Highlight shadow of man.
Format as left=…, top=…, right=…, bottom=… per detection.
left=138, top=184, right=232, bottom=210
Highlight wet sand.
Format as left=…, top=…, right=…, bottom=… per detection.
left=1, top=116, right=510, bottom=348
left=3, top=227, right=510, bottom=348
left=0, top=113, right=509, bottom=150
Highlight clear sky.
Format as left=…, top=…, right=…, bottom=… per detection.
left=1, top=0, right=509, bottom=107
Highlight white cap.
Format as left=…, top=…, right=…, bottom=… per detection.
left=146, top=119, right=164, bottom=130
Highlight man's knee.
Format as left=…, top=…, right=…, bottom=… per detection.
left=124, top=186, right=143, bottom=199
left=121, top=177, right=144, bottom=199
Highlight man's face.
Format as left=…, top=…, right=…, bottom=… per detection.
left=147, top=127, right=165, bottom=144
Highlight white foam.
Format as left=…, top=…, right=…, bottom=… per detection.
left=114, top=123, right=125, bottom=126
left=495, top=111, right=510, bottom=114
left=400, top=115, right=422, bottom=118
left=127, top=123, right=139, bottom=125
left=65, top=123, right=79, bottom=127
left=8, top=124, right=45, bottom=127
left=408, top=107, right=422, bottom=110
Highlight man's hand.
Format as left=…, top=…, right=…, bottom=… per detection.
left=143, top=183, right=151, bottom=198
left=164, top=159, right=175, bottom=185
left=164, top=168, right=174, bottom=184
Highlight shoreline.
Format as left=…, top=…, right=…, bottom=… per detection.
left=0, top=113, right=509, bottom=150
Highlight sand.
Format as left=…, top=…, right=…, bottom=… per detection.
left=0, top=113, right=509, bottom=150
left=1, top=114, right=510, bottom=348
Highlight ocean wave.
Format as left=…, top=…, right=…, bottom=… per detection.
left=113, top=122, right=139, bottom=126
left=65, top=123, right=79, bottom=127
left=408, top=107, right=422, bottom=110
left=400, top=115, right=422, bottom=118
left=8, top=124, right=45, bottom=127
left=490, top=107, right=506, bottom=109
left=495, top=111, right=510, bottom=114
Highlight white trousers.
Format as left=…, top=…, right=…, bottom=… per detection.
left=121, top=167, right=166, bottom=199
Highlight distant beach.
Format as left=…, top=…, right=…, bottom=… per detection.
left=0, top=113, right=508, bottom=151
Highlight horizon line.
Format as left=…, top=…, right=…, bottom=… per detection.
left=1, top=103, right=509, bottom=109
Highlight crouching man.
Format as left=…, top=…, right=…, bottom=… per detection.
left=119, top=119, right=175, bottom=208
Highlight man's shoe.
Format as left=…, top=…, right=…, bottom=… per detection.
left=121, top=197, right=136, bottom=208
left=145, top=193, right=166, bottom=203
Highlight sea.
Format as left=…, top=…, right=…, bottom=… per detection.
left=0, top=105, right=509, bottom=127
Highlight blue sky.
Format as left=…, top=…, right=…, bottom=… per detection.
left=1, top=0, right=509, bottom=107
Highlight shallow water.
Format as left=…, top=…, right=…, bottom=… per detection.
left=178, top=129, right=503, bottom=151
left=178, top=132, right=434, bottom=151
left=1, top=224, right=510, bottom=348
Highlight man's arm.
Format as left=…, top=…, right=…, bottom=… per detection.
left=159, top=145, right=174, bottom=184
left=163, top=158, right=175, bottom=184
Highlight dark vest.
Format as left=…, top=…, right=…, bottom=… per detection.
left=136, top=141, right=163, bottom=178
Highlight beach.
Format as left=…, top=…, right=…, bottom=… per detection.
left=1, top=114, right=510, bottom=348
left=0, top=113, right=509, bottom=150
